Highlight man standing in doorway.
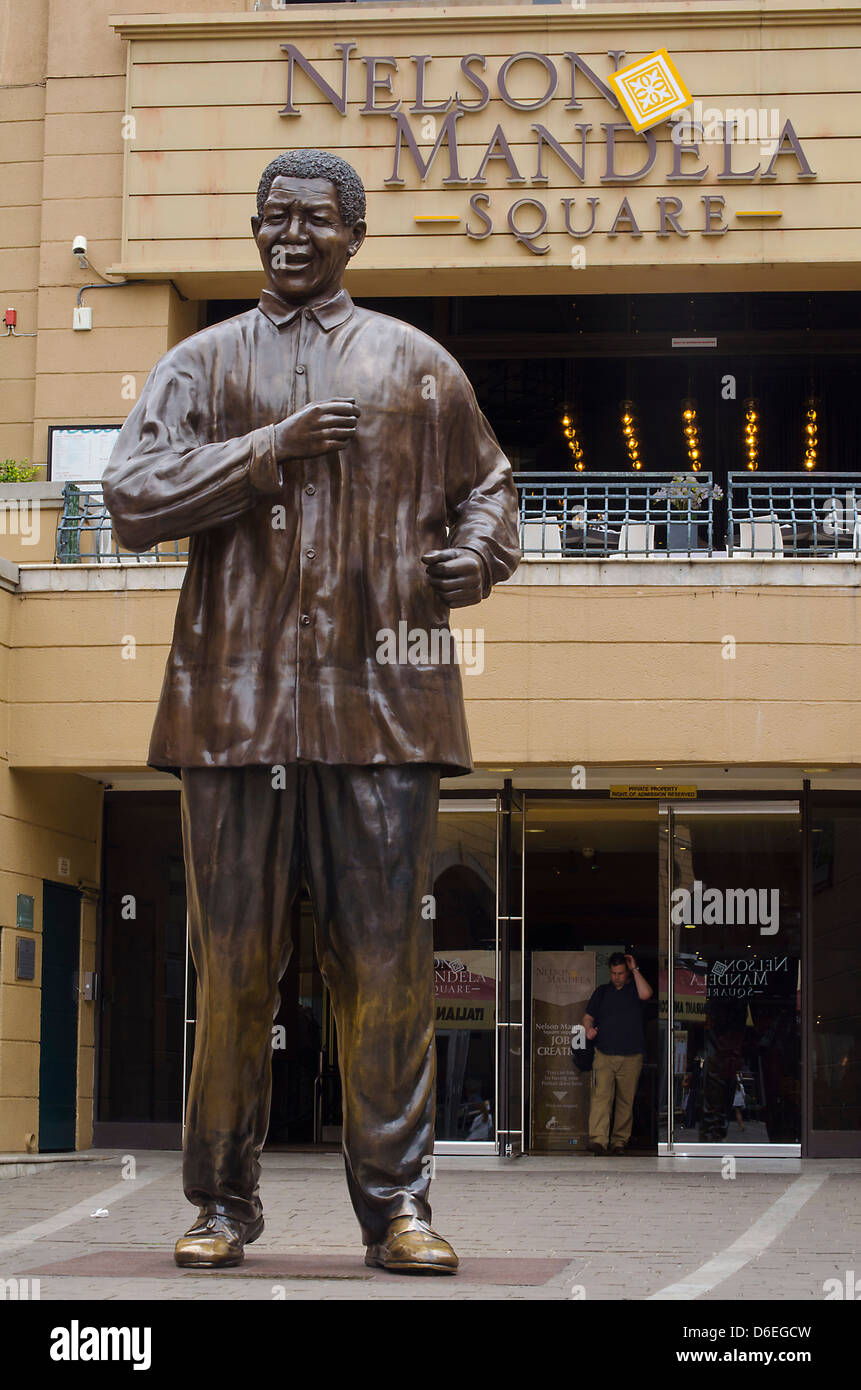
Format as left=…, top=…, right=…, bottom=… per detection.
left=103, top=149, right=520, bottom=1274
left=583, top=953, right=653, bottom=1155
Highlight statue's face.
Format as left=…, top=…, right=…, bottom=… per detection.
left=251, top=175, right=366, bottom=305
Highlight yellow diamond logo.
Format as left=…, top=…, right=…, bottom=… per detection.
left=608, top=49, right=693, bottom=133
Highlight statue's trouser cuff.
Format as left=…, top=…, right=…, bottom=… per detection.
left=180, top=761, right=440, bottom=1244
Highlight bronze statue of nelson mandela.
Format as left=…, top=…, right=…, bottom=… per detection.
left=103, top=149, right=521, bottom=1275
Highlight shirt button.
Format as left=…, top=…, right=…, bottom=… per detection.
left=300, top=613, right=311, bottom=626
left=296, top=364, right=305, bottom=374
left=305, top=483, right=315, bottom=496
left=304, top=309, right=313, bottom=319
left=305, top=548, right=316, bottom=559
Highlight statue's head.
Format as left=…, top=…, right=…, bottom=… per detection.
left=251, top=149, right=367, bottom=306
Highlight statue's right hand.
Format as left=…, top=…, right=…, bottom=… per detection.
left=274, top=400, right=360, bottom=460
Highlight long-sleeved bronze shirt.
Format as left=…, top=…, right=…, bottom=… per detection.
left=103, top=288, right=521, bottom=777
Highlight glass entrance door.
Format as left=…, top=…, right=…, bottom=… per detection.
left=660, top=801, right=802, bottom=1155
left=433, top=799, right=500, bottom=1153
left=808, top=796, right=861, bottom=1156
left=523, top=798, right=660, bottom=1154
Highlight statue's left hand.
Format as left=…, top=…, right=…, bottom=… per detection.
left=421, top=548, right=484, bottom=609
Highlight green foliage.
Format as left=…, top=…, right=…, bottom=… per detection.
left=0, top=459, right=39, bottom=483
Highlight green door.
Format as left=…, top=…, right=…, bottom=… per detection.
left=38, top=881, right=81, bottom=1152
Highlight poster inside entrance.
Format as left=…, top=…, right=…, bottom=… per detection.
left=530, top=952, right=596, bottom=1152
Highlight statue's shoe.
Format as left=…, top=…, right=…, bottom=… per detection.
left=174, top=1210, right=264, bottom=1269
left=364, top=1216, right=459, bottom=1275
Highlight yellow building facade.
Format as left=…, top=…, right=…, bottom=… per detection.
left=2, top=0, right=861, bottom=1159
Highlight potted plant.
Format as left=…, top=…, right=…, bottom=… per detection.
left=0, top=459, right=39, bottom=483
left=653, top=475, right=724, bottom=552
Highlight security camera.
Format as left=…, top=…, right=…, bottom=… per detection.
left=72, top=235, right=89, bottom=269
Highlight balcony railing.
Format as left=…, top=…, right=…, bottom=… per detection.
left=52, top=475, right=861, bottom=564
left=516, top=472, right=719, bottom=557
left=516, top=472, right=861, bottom=559
left=55, top=484, right=188, bottom=564
left=727, top=473, right=861, bottom=558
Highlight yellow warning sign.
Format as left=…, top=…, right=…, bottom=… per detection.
left=610, top=785, right=697, bottom=800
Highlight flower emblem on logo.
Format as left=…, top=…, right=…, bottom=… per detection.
left=629, top=66, right=674, bottom=111
left=608, top=49, right=694, bottom=133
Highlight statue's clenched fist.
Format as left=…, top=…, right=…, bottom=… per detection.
left=274, top=399, right=360, bottom=459
left=421, top=548, right=485, bottom=609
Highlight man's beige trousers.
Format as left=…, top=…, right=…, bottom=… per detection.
left=589, top=1050, right=643, bottom=1148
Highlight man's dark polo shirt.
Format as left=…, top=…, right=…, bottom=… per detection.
left=586, top=978, right=645, bottom=1057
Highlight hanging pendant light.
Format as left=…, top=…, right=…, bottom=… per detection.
left=803, top=397, right=819, bottom=471
left=743, top=398, right=759, bottom=471
left=620, top=400, right=642, bottom=470
left=561, top=410, right=586, bottom=471
left=682, top=398, right=702, bottom=472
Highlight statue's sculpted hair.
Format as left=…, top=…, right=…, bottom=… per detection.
left=256, top=149, right=366, bottom=226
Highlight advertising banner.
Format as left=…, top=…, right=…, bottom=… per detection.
left=658, top=964, right=708, bottom=1022
left=434, top=951, right=495, bottom=1030
left=530, top=951, right=596, bottom=1152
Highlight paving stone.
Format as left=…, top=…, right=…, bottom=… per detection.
left=0, top=1150, right=858, bottom=1301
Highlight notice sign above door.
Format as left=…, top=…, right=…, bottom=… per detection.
left=610, top=785, right=697, bottom=799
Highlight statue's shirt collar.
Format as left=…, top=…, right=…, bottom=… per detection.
left=257, top=286, right=354, bottom=332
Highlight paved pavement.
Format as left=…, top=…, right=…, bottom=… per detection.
left=0, top=1150, right=858, bottom=1302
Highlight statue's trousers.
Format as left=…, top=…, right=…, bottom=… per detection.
left=179, top=763, right=440, bottom=1245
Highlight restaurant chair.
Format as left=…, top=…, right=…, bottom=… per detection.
left=821, top=497, right=845, bottom=535
left=736, top=514, right=784, bottom=557
left=520, top=516, right=563, bottom=556
left=613, top=522, right=655, bottom=556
